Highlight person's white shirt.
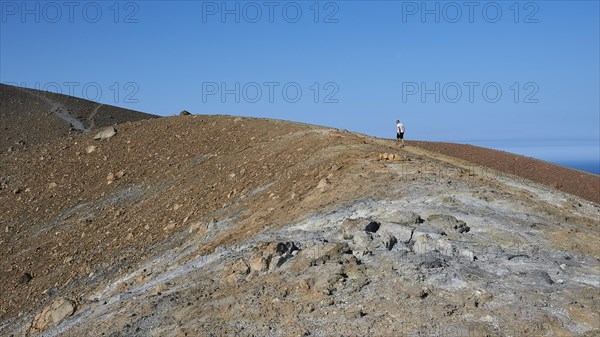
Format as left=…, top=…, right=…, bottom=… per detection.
left=397, top=122, right=405, bottom=133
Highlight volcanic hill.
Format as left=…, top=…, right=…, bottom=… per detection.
left=0, top=85, right=598, bottom=336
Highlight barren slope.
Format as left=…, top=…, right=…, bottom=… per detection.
left=1, top=115, right=599, bottom=336
left=0, top=83, right=157, bottom=152
left=412, top=141, right=600, bottom=204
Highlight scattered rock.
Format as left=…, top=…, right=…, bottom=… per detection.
left=221, top=258, right=250, bottom=284
left=412, top=234, right=436, bottom=254
left=427, top=214, right=460, bottom=226
left=375, top=232, right=397, bottom=250
left=475, top=290, right=494, bottom=305
left=248, top=252, right=269, bottom=272
left=396, top=213, right=424, bottom=225
left=341, top=219, right=388, bottom=256
left=230, top=258, right=250, bottom=274
left=411, top=232, right=458, bottom=257
left=94, top=126, right=117, bottom=140
left=365, top=221, right=380, bottom=233
left=316, top=178, right=330, bottom=191
left=427, top=214, right=469, bottom=233
left=30, top=297, right=76, bottom=334
left=455, top=222, right=470, bottom=233
left=436, top=238, right=454, bottom=256
left=350, top=231, right=374, bottom=258
left=248, top=241, right=299, bottom=273
left=0, top=177, right=8, bottom=190
left=151, top=283, right=167, bottom=296
left=378, top=222, right=413, bottom=243
left=85, top=145, right=97, bottom=154
left=163, top=222, right=177, bottom=231
left=460, top=249, right=476, bottom=261
left=345, top=306, right=366, bottom=319
left=341, top=218, right=380, bottom=239
left=531, top=270, right=555, bottom=285
left=413, top=224, right=446, bottom=238
left=179, top=110, right=192, bottom=116
left=20, top=272, right=33, bottom=284
left=408, top=286, right=431, bottom=299
left=427, top=214, right=456, bottom=223
left=107, top=170, right=125, bottom=184
left=300, top=242, right=351, bottom=267
left=378, top=152, right=404, bottom=161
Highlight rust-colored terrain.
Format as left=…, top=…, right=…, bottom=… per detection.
left=412, top=141, right=600, bottom=204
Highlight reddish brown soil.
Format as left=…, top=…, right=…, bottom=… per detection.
left=410, top=141, right=600, bottom=204
left=0, top=115, right=373, bottom=322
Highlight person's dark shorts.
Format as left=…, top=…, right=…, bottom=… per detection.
left=397, top=132, right=404, bottom=140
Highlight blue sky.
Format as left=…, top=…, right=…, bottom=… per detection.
left=1, top=1, right=599, bottom=172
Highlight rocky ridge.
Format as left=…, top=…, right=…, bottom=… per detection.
left=0, top=109, right=598, bottom=335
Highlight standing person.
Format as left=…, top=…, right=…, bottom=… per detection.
left=396, top=120, right=406, bottom=147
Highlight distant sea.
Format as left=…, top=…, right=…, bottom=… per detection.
left=554, top=161, right=600, bottom=175
left=465, top=140, right=600, bottom=175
